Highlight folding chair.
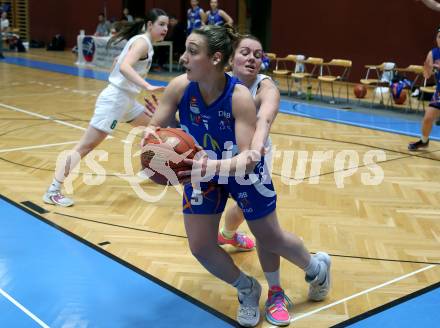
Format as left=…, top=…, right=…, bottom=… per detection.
left=395, top=65, right=424, bottom=111
left=317, top=59, right=352, bottom=103
left=360, top=62, right=395, bottom=107
left=272, top=54, right=297, bottom=94
left=290, top=56, right=324, bottom=97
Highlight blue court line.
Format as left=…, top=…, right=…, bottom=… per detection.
left=279, top=100, right=440, bottom=141
left=2, top=55, right=439, bottom=140
left=333, top=282, right=440, bottom=327
left=0, top=195, right=236, bottom=328
left=1, top=56, right=167, bottom=86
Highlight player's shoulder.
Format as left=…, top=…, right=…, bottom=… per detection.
left=167, top=74, right=192, bottom=100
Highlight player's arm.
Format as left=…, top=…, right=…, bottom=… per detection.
left=119, top=38, right=163, bottom=91
left=219, top=10, right=233, bottom=25
left=207, top=85, right=259, bottom=175
left=204, top=10, right=210, bottom=24
left=149, top=74, right=189, bottom=128
left=424, top=50, right=434, bottom=79
left=200, top=9, right=207, bottom=25
left=252, top=79, right=279, bottom=154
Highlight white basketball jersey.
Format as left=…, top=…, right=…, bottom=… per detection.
left=109, top=34, right=154, bottom=93
left=248, top=74, right=270, bottom=101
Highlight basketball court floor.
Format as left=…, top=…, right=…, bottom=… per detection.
left=0, top=50, right=439, bottom=327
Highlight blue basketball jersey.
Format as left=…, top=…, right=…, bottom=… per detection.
left=432, top=47, right=440, bottom=91
left=207, top=10, right=224, bottom=26
left=178, top=73, right=239, bottom=159
left=187, top=7, right=202, bottom=34
left=178, top=74, right=277, bottom=221
left=429, top=47, right=440, bottom=108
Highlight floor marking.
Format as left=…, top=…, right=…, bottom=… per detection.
left=0, top=141, right=77, bottom=153
left=0, top=102, right=113, bottom=139
left=0, top=287, right=50, bottom=328
left=267, top=264, right=436, bottom=327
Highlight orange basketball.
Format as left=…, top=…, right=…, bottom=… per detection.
left=354, top=84, right=367, bottom=99
left=140, top=128, right=198, bottom=185
left=393, top=90, right=407, bottom=105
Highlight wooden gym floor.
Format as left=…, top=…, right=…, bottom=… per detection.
left=0, top=50, right=439, bottom=327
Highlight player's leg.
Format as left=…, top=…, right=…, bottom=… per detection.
left=218, top=204, right=255, bottom=251
left=183, top=183, right=261, bottom=327
left=44, top=85, right=123, bottom=206
left=43, top=125, right=108, bottom=206
left=409, top=105, right=440, bottom=150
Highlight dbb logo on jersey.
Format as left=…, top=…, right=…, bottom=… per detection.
left=82, top=37, right=96, bottom=62
left=190, top=96, right=202, bottom=125
left=218, top=110, right=232, bottom=131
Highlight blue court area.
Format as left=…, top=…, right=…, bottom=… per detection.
left=4, top=55, right=440, bottom=141
left=338, top=283, right=440, bottom=327
left=2, top=56, right=168, bottom=86
left=280, top=100, right=440, bottom=141
left=0, top=196, right=235, bottom=328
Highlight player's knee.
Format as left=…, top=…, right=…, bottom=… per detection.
left=188, top=239, right=213, bottom=262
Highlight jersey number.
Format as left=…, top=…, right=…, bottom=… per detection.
left=190, top=189, right=203, bottom=205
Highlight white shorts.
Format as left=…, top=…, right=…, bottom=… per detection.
left=90, top=84, right=144, bottom=134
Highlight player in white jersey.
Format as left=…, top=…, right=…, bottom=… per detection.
left=43, top=8, right=169, bottom=207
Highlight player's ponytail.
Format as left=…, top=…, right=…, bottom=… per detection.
left=107, top=8, right=167, bottom=49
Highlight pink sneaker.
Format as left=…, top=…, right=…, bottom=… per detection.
left=217, top=231, right=255, bottom=251
left=265, top=286, right=293, bottom=326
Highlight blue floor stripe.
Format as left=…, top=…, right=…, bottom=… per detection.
left=280, top=100, right=440, bottom=141
left=3, top=54, right=438, bottom=141
left=343, top=284, right=440, bottom=327
left=2, top=56, right=167, bottom=86
left=0, top=196, right=234, bottom=328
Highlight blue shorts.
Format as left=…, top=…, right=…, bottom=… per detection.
left=182, top=175, right=277, bottom=221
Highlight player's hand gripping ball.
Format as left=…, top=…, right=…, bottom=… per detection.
left=141, top=128, right=198, bottom=185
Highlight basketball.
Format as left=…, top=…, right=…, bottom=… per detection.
left=392, top=88, right=407, bottom=105
left=140, top=128, right=198, bottom=185
left=354, top=84, right=367, bottom=99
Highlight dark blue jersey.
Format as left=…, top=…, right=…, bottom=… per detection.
left=207, top=10, right=224, bottom=26
left=432, top=47, right=440, bottom=91
left=178, top=74, right=277, bottom=220
left=187, top=7, right=202, bottom=34
left=178, top=73, right=239, bottom=160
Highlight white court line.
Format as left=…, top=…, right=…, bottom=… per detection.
left=0, top=141, right=77, bottom=153
left=0, top=102, right=113, bottom=139
left=0, top=287, right=50, bottom=328
left=267, top=264, right=436, bottom=327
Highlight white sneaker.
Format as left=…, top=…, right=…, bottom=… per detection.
left=237, top=277, right=262, bottom=327
left=306, top=252, right=331, bottom=301
left=43, top=190, right=74, bottom=207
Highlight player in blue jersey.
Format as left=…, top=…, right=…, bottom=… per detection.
left=147, top=25, right=331, bottom=327
left=206, top=0, right=233, bottom=26
left=408, top=27, right=440, bottom=150
left=187, top=0, right=206, bottom=35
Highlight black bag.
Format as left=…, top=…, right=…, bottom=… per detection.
left=47, top=34, right=65, bottom=51
left=30, top=40, right=45, bottom=48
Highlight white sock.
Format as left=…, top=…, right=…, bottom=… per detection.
left=48, top=178, right=62, bottom=192
left=421, top=136, right=429, bottom=143
left=264, top=270, right=281, bottom=289
left=304, top=255, right=320, bottom=279
left=221, top=227, right=236, bottom=239
left=232, top=271, right=252, bottom=291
